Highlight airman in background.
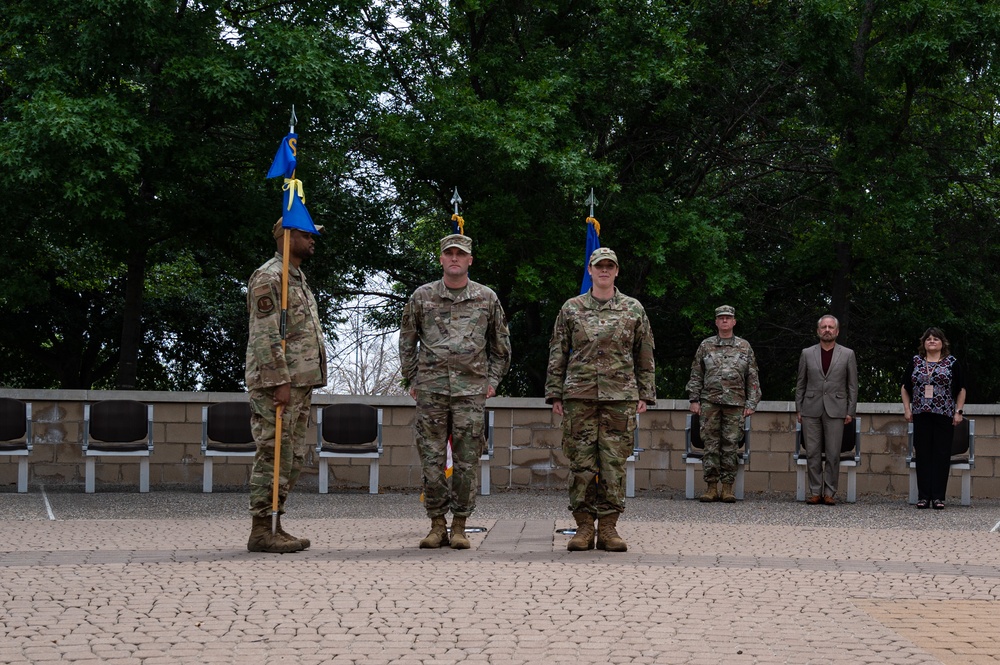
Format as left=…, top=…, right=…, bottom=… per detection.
left=686, top=305, right=760, bottom=503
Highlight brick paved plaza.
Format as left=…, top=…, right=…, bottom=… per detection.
left=1, top=489, right=999, bottom=664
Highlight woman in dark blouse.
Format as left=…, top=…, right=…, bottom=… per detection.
left=900, top=327, right=967, bottom=509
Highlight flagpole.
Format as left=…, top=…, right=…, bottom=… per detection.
left=271, top=105, right=297, bottom=536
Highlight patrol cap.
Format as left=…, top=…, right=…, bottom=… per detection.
left=440, top=234, right=472, bottom=254
left=272, top=218, right=325, bottom=240
left=589, top=247, right=619, bottom=266
left=715, top=305, right=736, bottom=317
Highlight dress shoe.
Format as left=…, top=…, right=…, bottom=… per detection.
left=823, top=495, right=837, bottom=506
left=806, top=495, right=821, bottom=505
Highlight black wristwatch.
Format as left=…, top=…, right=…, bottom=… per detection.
left=689, top=398, right=700, bottom=403
left=958, top=409, right=964, bottom=415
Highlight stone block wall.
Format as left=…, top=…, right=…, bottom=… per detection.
left=0, top=389, right=997, bottom=501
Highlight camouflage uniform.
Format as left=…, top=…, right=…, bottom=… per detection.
left=246, top=253, right=327, bottom=517
left=545, top=288, right=656, bottom=516
left=399, top=279, right=511, bottom=518
left=685, top=335, right=760, bottom=484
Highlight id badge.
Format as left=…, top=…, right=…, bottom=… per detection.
left=924, top=385, right=934, bottom=399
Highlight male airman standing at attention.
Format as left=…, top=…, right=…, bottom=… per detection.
left=245, top=219, right=327, bottom=553
left=399, top=233, right=511, bottom=549
left=685, top=305, right=761, bottom=503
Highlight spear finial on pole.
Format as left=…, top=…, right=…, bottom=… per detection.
left=289, top=105, right=297, bottom=134
left=585, top=188, right=600, bottom=236
left=585, top=188, right=597, bottom=218
left=451, top=187, right=465, bottom=234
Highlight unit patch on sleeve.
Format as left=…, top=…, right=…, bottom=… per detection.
left=253, top=284, right=276, bottom=317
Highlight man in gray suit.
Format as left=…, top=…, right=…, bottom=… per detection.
left=795, top=315, right=858, bottom=505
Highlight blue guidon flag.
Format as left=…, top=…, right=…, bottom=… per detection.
left=579, top=217, right=601, bottom=294
left=267, top=132, right=320, bottom=235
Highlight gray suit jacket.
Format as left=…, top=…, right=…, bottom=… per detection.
left=795, top=344, right=858, bottom=419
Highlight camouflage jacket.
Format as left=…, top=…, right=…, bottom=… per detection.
left=544, top=288, right=656, bottom=404
left=245, top=254, right=327, bottom=390
left=398, top=279, right=511, bottom=396
left=685, top=335, right=761, bottom=409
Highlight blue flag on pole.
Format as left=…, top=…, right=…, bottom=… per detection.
left=579, top=219, right=601, bottom=294
left=267, top=132, right=297, bottom=179
left=266, top=132, right=320, bottom=235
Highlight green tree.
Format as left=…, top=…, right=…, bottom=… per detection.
left=360, top=0, right=1000, bottom=401
left=0, top=0, right=378, bottom=389
left=363, top=0, right=759, bottom=396
left=4, top=0, right=999, bottom=404
left=726, top=0, right=1000, bottom=400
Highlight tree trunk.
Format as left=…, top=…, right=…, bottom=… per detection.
left=116, top=247, right=147, bottom=389
left=828, top=2, right=874, bottom=336
left=831, top=239, right=852, bottom=333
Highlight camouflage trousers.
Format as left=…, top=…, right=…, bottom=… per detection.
left=561, top=400, right=637, bottom=517
left=248, top=386, right=313, bottom=517
left=700, top=402, right=744, bottom=484
left=414, top=390, right=487, bottom=518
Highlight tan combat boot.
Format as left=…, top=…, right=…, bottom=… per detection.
left=247, top=515, right=304, bottom=553
left=567, top=511, right=596, bottom=551
left=276, top=515, right=310, bottom=550
left=596, top=513, right=628, bottom=552
left=450, top=516, right=471, bottom=549
left=700, top=482, right=720, bottom=503
left=419, top=516, right=450, bottom=549
left=720, top=483, right=737, bottom=503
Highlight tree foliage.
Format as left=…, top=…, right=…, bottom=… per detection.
left=2, top=1, right=999, bottom=402
left=0, top=0, right=380, bottom=389
left=363, top=0, right=1000, bottom=401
